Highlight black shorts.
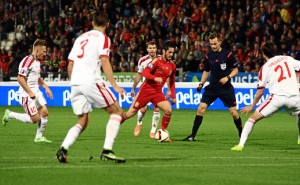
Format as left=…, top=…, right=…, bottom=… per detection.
left=201, top=84, right=236, bottom=108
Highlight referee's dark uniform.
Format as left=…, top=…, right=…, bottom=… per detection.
left=201, top=49, right=239, bottom=107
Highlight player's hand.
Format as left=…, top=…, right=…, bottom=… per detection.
left=171, top=98, right=176, bottom=105
left=165, top=90, right=172, bottom=98
left=154, top=77, right=163, bottom=84
left=130, top=89, right=135, bottom=98
left=28, top=92, right=36, bottom=99
left=240, top=106, right=253, bottom=116
left=196, top=83, right=203, bottom=92
left=45, top=87, right=53, bottom=99
left=219, top=76, right=231, bottom=85
left=114, top=86, right=126, bottom=99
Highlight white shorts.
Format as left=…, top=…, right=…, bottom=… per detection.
left=19, top=90, right=46, bottom=117
left=257, top=94, right=300, bottom=117
left=71, top=82, right=117, bottom=115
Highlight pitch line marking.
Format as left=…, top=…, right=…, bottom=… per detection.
left=0, top=163, right=300, bottom=170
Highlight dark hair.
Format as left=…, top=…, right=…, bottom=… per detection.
left=209, top=32, right=218, bottom=40
left=261, top=41, right=276, bottom=58
left=162, top=41, right=175, bottom=51
left=93, top=12, right=109, bottom=27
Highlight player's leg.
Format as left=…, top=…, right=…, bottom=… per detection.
left=34, top=105, right=51, bottom=142
left=228, top=106, right=243, bottom=138
left=150, top=107, right=160, bottom=138
left=57, top=86, right=91, bottom=163
left=34, top=92, right=51, bottom=142
left=220, top=87, right=243, bottom=138
left=3, top=96, right=37, bottom=126
left=100, top=101, right=125, bottom=163
left=134, top=105, right=148, bottom=136
left=182, top=102, right=209, bottom=141
left=156, top=100, right=172, bottom=142
left=232, top=95, right=278, bottom=151
left=231, top=113, right=262, bottom=151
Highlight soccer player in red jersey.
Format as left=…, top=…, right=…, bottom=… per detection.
left=122, top=41, right=176, bottom=140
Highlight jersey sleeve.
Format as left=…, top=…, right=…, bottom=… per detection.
left=99, top=35, right=111, bottom=58
left=203, top=55, right=210, bottom=72
left=228, top=51, right=239, bottom=68
left=18, top=56, right=34, bottom=77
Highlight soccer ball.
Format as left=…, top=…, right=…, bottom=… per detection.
left=155, top=129, right=170, bottom=142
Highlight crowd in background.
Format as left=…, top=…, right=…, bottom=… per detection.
left=0, top=0, right=299, bottom=81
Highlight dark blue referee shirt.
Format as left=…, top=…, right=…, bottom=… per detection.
left=203, top=49, right=238, bottom=89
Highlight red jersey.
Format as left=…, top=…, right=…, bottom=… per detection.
left=140, top=57, right=176, bottom=99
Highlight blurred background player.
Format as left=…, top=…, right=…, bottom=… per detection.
left=56, top=12, right=126, bottom=163
left=2, top=39, right=53, bottom=143
left=131, top=41, right=166, bottom=138
left=231, top=41, right=300, bottom=151
left=182, top=33, right=243, bottom=142
left=122, top=41, right=176, bottom=140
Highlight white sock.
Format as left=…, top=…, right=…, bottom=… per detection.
left=9, top=112, right=33, bottom=123
left=137, top=110, right=144, bottom=125
left=103, top=114, right=121, bottom=150
left=35, top=117, right=48, bottom=139
left=238, top=118, right=255, bottom=147
left=151, top=111, right=160, bottom=133
left=61, top=124, right=83, bottom=150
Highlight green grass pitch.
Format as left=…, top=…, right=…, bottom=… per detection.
left=0, top=106, right=299, bottom=185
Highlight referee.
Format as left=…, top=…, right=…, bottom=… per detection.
left=183, top=32, right=243, bottom=141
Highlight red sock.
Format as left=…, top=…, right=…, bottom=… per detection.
left=161, top=113, right=171, bottom=130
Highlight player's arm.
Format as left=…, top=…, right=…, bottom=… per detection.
left=17, top=75, right=35, bottom=99
left=165, top=78, right=172, bottom=98
left=169, top=67, right=176, bottom=104
left=38, top=77, right=53, bottom=99
left=196, top=70, right=209, bottom=92
left=131, top=72, right=142, bottom=97
left=101, top=56, right=125, bottom=97
left=67, top=60, right=74, bottom=81
left=142, top=58, right=162, bottom=83
left=220, top=67, right=238, bottom=85
left=241, top=87, right=264, bottom=115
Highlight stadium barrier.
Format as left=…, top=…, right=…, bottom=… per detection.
left=0, top=82, right=269, bottom=110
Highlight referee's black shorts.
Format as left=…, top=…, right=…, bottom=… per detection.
left=201, top=84, right=236, bottom=108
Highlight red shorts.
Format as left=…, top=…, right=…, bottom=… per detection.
left=132, top=89, right=167, bottom=110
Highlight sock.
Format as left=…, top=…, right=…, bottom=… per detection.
left=151, top=111, right=160, bottom=133
left=191, top=115, right=203, bottom=137
left=137, top=110, right=145, bottom=125
left=238, top=118, right=256, bottom=147
left=61, top=124, right=83, bottom=150
left=103, top=114, right=121, bottom=150
left=161, top=113, right=171, bottom=130
left=35, top=117, right=48, bottom=139
left=9, top=112, right=33, bottom=123
left=234, top=117, right=243, bottom=138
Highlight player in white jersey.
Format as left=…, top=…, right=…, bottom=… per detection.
left=56, top=12, right=126, bottom=163
left=130, top=41, right=168, bottom=138
left=231, top=41, right=300, bottom=151
left=2, top=39, right=53, bottom=143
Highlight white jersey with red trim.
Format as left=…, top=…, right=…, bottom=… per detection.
left=258, top=56, right=300, bottom=97
left=68, top=29, right=111, bottom=85
left=137, top=55, right=153, bottom=73
left=18, top=55, right=40, bottom=94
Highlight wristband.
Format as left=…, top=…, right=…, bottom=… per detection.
left=227, top=76, right=231, bottom=81
left=199, top=83, right=203, bottom=87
